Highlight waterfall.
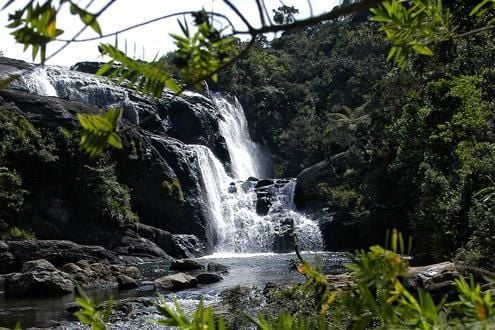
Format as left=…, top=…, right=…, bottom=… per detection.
left=212, top=94, right=269, bottom=180
left=198, top=93, right=322, bottom=253
left=10, top=67, right=58, bottom=97
left=8, top=62, right=322, bottom=253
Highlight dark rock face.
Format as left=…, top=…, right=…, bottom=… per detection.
left=137, top=224, right=206, bottom=258
left=170, top=259, right=204, bottom=272
left=4, top=269, right=74, bottom=297
left=0, top=57, right=239, bottom=250
left=107, top=229, right=171, bottom=260
left=4, top=259, right=74, bottom=297
left=0, top=240, right=121, bottom=274
left=272, top=218, right=296, bottom=253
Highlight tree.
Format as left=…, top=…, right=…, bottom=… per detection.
left=1, top=0, right=494, bottom=155
left=273, top=5, right=300, bottom=25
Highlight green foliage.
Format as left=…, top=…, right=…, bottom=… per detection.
left=370, top=0, right=453, bottom=67
left=155, top=297, right=225, bottom=329
left=4, top=0, right=102, bottom=63
left=0, top=105, right=57, bottom=163
left=97, top=45, right=180, bottom=96
left=0, top=167, right=26, bottom=218
left=170, top=15, right=236, bottom=88
left=471, top=0, right=495, bottom=24
left=1, top=226, right=36, bottom=240
left=80, top=164, right=139, bottom=225
left=74, top=288, right=113, bottom=330
left=162, top=178, right=185, bottom=204
left=272, top=5, right=300, bottom=25
left=77, top=107, right=123, bottom=157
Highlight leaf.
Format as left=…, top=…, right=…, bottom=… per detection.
left=412, top=43, right=434, bottom=56
left=77, top=108, right=123, bottom=157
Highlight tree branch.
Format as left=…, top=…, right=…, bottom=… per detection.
left=121, top=38, right=257, bottom=131
left=56, top=11, right=237, bottom=43
left=46, top=0, right=117, bottom=62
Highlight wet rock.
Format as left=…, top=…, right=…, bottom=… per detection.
left=21, top=259, right=57, bottom=273
left=117, top=274, right=138, bottom=290
left=137, top=224, right=206, bottom=259
left=256, top=194, right=272, bottom=215
left=108, top=230, right=171, bottom=260
left=196, top=272, right=223, bottom=284
left=4, top=260, right=74, bottom=297
left=325, top=273, right=356, bottom=291
left=207, top=262, right=229, bottom=273
left=154, top=273, right=197, bottom=291
left=255, top=179, right=274, bottom=189
left=272, top=218, right=296, bottom=253
left=0, top=240, right=121, bottom=274
left=61, top=261, right=140, bottom=290
left=228, top=182, right=237, bottom=193
left=247, top=177, right=259, bottom=181
left=170, top=259, right=204, bottom=272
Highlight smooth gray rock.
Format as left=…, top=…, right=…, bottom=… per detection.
left=154, top=273, right=197, bottom=291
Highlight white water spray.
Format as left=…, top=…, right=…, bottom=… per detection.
left=213, top=94, right=269, bottom=180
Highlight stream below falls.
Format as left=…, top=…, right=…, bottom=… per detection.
left=0, top=252, right=350, bottom=329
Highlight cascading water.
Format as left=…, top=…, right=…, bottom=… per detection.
left=212, top=94, right=270, bottom=180
left=9, top=63, right=323, bottom=254
left=195, top=93, right=323, bottom=253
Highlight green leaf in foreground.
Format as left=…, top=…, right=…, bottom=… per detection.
left=77, top=107, right=123, bottom=157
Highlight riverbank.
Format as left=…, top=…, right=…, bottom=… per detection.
left=0, top=251, right=350, bottom=328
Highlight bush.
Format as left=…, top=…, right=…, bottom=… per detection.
left=1, top=226, right=36, bottom=240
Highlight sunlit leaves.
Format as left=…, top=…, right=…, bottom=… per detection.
left=6, top=1, right=63, bottom=62
left=170, top=13, right=236, bottom=88
left=97, top=44, right=180, bottom=96
left=370, top=0, right=453, bottom=68
left=155, top=296, right=225, bottom=329
left=73, top=288, right=113, bottom=330
left=4, top=0, right=103, bottom=63
left=77, top=107, right=122, bottom=157
left=69, top=3, right=102, bottom=35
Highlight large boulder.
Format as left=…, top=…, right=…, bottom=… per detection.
left=170, top=259, right=204, bottom=272
left=4, top=259, right=74, bottom=297
left=0, top=240, right=121, bottom=274
left=137, top=224, right=206, bottom=258
left=61, top=260, right=140, bottom=290
left=154, top=273, right=197, bottom=291
left=107, top=229, right=171, bottom=260
left=196, top=272, right=223, bottom=284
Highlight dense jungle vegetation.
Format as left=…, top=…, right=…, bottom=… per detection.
left=216, top=1, right=495, bottom=268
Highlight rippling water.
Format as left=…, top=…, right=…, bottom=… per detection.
left=0, top=252, right=350, bottom=329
